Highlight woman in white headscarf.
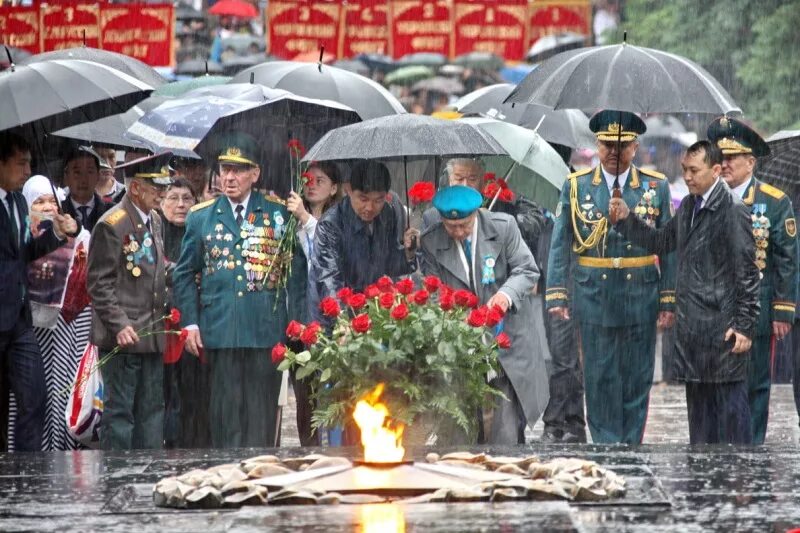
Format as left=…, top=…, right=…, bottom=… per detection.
left=7, top=176, right=92, bottom=451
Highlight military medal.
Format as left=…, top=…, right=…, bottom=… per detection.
left=122, top=232, right=153, bottom=278
left=481, top=255, right=496, bottom=285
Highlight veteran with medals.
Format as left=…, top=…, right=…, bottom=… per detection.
left=708, top=117, right=798, bottom=444
left=173, top=133, right=306, bottom=448
left=546, top=110, right=676, bottom=444
left=88, top=153, right=171, bottom=450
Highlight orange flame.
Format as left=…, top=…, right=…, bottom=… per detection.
left=353, top=383, right=405, bottom=463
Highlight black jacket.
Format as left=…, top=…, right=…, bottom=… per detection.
left=62, top=193, right=111, bottom=232
left=617, top=180, right=760, bottom=383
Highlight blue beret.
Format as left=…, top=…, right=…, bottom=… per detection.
left=433, top=185, right=482, bottom=220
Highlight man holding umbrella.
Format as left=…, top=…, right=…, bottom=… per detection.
left=547, top=110, right=676, bottom=444
left=707, top=117, right=798, bottom=444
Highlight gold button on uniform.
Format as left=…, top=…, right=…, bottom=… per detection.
left=601, top=274, right=607, bottom=280
left=626, top=273, right=632, bottom=280
left=237, top=291, right=243, bottom=297
left=237, top=275, right=243, bottom=281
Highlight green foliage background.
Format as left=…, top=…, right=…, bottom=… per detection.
left=609, top=0, right=800, bottom=133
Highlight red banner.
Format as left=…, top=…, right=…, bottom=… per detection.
left=339, top=0, right=390, bottom=57
left=528, top=0, right=591, bottom=48
left=267, top=1, right=341, bottom=60
left=453, top=0, right=527, bottom=59
left=0, top=5, right=39, bottom=54
left=390, top=0, right=452, bottom=58
left=40, top=3, right=101, bottom=52
left=99, top=4, right=174, bottom=66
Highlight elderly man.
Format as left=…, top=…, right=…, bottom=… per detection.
left=610, top=140, right=760, bottom=444
left=61, top=147, right=110, bottom=231
left=173, top=133, right=306, bottom=448
left=88, top=152, right=171, bottom=450
left=0, top=132, right=77, bottom=451
left=420, top=185, right=549, bottom=444
left=547, top=110, right=676, bottom=444
left=707, top=117, right=798, bottom=444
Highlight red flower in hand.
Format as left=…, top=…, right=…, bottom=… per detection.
left=351, top=313, right=371, bottom=333
left=287, top=139, right=306, bottom=157
left=483, top=172, right=496, bottom=182
left=286, top=320, right=304, bottom=340
left=467, top=307, right=488, bottom=327
left=365, top=284, right=381, bottom=299
left=408, top=182, right=436, bottom=205
left=496, top=178, right=509, bottom=190
left=348, top=293, right=367, bottom=310
left=423, top=275, right=441, bottom=292
left=395, top=278, right=415, bottom=295
left=300, top=321, right=321, bottom=346
left=486, top=305, right=505, bottom=327
left=496, top=332, right=512, bottom=349
left=301, top=171, right=316, bottom=188
left=319, top=296, right=341, bottom=318
left=336, top=287, right=353, bottom=304
left=379, top=292, right=395, bottom=309
left=412, top=289, right=429, bottom=305
left=390, top=303, right=409, bottom=320
left=499, top=188, right=515, bottom=203
left=376, top=276, right=394, bottom=293
left=168, top=308, right=181, bottom=325
left=453, top=289, right=474, bottom=307
left=271, top=343, right=287, bottom=364
left=482, top=181, right=500, bottom=200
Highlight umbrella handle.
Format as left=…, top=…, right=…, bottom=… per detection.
left=318, top=46, right=325, bottom=73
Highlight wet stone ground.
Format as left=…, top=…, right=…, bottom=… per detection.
left=1, top=385, right=799, bottom=532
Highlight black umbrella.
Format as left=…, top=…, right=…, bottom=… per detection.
left=355, top=53, right=396, bottom=73
left=506, top=41, right=741, bottom=115
left=231, top=60, right=405, bottom=120
left=455, top=83, right=594, bottom=149
left=22, top=46, right=166, bottom=88
left=175, top=59, right=224, bottom=77
left=759, top=131, right=800, bottom=196
left=525, top=32, right=587, bottom=64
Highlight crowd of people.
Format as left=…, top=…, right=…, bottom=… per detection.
left=0, top=106, right=798, bottom=452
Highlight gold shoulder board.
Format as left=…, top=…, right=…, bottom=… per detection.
left=105, top=209, right=126, bottom=226
left=190, top=199, right=215, bottom=212
left=567, top=167, right=593, bottom=180
left=639, top=167, right=666, bottom=180
left=264, top=193, right=286, bottom=206
left=759, top=183, right=786, bottom=200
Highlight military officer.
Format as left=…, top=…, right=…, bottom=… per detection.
left=173, top=133, right=306, bottom=449
left=87, top=152, right=171, bottom=450
left=708, top=117, right=798, bottom=444
left=546, top=110, right=676, bottom=444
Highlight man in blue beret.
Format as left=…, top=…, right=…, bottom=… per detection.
left=420, top=185, right=549, bottom=444
left=546, top=109, right=676, bottom=444
left=708, top=116, right=798, bottom=444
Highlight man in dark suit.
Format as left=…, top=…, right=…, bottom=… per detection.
left=611, top=140, right=761, bottom=444
left=61, top=147, right=111, bottom=232
left=0, top=132, right=78, bottom=451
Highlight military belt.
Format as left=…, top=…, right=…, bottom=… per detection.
left=577, top=256, right=656, bottom=269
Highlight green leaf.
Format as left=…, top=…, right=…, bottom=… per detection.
left=295, top=350, right=312, bottom=364
left=276, top=359, right=292, bottom=372
left=319, top=368, right=332, bottom=382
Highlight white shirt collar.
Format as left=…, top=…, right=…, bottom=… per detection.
left=0, top=187, right=8, bottom=201
left=457, top=214, right=480, bottom=286
left=227, top=192, right=251, bottom=216
left=731, top=176, right=753, bottom=199
left=133, top=202, right=150, bottom=226
left=71, top=195, right=96, bottom=210
left=701, top=177, right=721, bottom=204
left=601, top=165, right=631, bottom=192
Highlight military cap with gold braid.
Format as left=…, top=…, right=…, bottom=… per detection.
left=116, top=151, right=173, bottom=186
left=707, top=116, right=770, bottom=157
left=217, top=132, right=261, bottom=167
left=589, top=109, right=647, bottom=142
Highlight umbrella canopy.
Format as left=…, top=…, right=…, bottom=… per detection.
left=208, top=0, right=259, bottom=18
left=356, top=53, right=396, bottom=73
left=1, top=46, right=32, bottom=70
left=175, top=59, right=224, bottom=76
left=455, top=83, right=595, bottom=149
left=641, top=115, right=687, bottom=138
left=411, top=76, right=464, bottom=95
left=454, top=52, right=504, bottom=71
left=759, top=131, right=800, bottom=196
left=231, top=61, right=405, bottom=120
left=220, top=34, right=265, bottom=55
left=153, top=76, right=232, bottom=97
left=384, top=65, right=435, bottom=86
left=0, top=59, right=154, bottom=137
left=506, top=43, right=741, bottom=115
left=21, top=46, right=166, bottom=88
left=526, top=32, right=587, bottom=63
left=222, top=54, right=270, bottom=76
left=499, top=64, right=535, bottom=84
left=176, top=3, right=205, bottom=20
left=332, top=59, right=370, bottom=76
left=461, top=117, right=569, bottom=211
left=398, top=52, right=447, bottom=67
left=293, top=50, right=335, bottom=64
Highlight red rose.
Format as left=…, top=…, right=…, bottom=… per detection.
left=467, top=307, right=488, bottom=327
left=395, top=278, right=415, bottom=295
left=286, top=320, right=304, bottom=340
left=466, top=293, right=480, bottom=308
left=390, top=303, right=409, bottom=320
left=365, top=284, right=381, bottom=299
left=482, top=182, right=500, bottom=200
left=499, top=188, right=515, bottom=203
left=376, top=276, right=394, bottom=293
left=168, top=308, right=181, bottom=325
left=483, top=172, right=496, bottom=182
left=348, top=293, right=367, bottom=310
left=486, top=305, right=504, bottom=327
left=336, top=287, right=353, bottom=304
left=496, top=332, right=512, bottom=349
left=439, top=291, right=455, bottom=311
left=423, top=275, right=441, bottom=292
left=408, top=182, right=436, bottom=205
left=496, top=178, right=509, bottom=190
left=412, top=289, right=429, bottom=305
left=453, top=289, right=474, bottom=307
left=351, top=313, right=371, bottom=333
left=271, top=343, right=287, bottom=364
left=301, top=171, right=316, bottom=188
left=379, top=292, right=395, bottom=309
left=300, top=322, right=321, bottom=346
left=319, top=296, right=341, bottom=318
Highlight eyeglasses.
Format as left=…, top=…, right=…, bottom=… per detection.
left=219, top=164, right=253, bottom=176
left=164, top=194, right=195, bottom=204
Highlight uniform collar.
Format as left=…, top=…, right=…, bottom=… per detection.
left=227, top=192, right=251, bottom=215
left=600, top=165, right=630, bottom=191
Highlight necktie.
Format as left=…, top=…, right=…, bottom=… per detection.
left=145, top=218, right=151, bottom=233
left=692, top=196, right=703, bottom=226
left=78, top=206, right=91, bottom=230
left=464, top=238, right=474, bottom=290
left=235, top=204, right=244, bottom=226
left=6, top=194, right=18, bottom=248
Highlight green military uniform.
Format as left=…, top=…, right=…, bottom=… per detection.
left=88, top=153, right=172, bottom=450
left=546, top=111, right=676, bottom=444
left=709, top=117, right=798, bottom=444
left=172, top=134, right=306, bottom=448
